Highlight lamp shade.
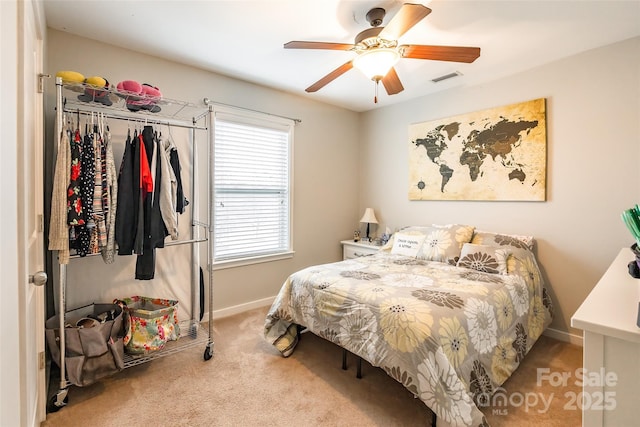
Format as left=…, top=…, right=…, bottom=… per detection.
left=359, top=208, right=378, bottom=224
left=353, top=48, right=399, bottom=81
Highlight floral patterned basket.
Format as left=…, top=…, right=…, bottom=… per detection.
left=115, top=296, right=180, bottom=355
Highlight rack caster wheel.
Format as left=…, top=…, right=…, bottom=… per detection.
left=47, top=392, right=68, bottom=413
left=204, top=343, right=214, bottom=361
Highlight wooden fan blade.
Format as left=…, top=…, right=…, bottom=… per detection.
left=379, top=4, right=431, bottom=41
left=305, top=61, right=354, bottom=93
left=401, top=45, right=481, bottom=63
left=382, top=67, right=404, bottom=95
left=284, top=41, right=354, bottom=51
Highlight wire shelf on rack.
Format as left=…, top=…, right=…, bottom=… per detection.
left=122, top=320, right=212, bottom=368
left=60, top=81, right=209, bottom=125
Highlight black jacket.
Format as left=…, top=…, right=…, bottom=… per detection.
left=115, top=131, right=140, bottom=255
left=135, top=126, right=169, bottom=279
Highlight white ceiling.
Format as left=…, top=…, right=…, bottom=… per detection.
left=43, top=0, right=640, bottom=112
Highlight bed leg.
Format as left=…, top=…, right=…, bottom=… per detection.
left=432, top=411, right=437, bottom=426
left=296, top=324, right=305, bottom=338
left=341, top=349, right=363, bottom=378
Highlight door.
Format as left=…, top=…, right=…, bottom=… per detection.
left=18, top=0, right=47, bottom=425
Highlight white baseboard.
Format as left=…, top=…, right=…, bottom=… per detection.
left=543, top=327, right=584, bottom=347
left=200, top=296, right=275, bottom=323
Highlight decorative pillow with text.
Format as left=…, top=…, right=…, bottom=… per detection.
left=380, top=225, right=433, bottom=252
left=391, top=232, right=427, bottom=257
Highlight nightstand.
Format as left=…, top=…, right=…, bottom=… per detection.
left=341, top=240, right=381, bottom=260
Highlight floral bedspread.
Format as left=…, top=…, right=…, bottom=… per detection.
left=264, top=250, right=553, bottom=427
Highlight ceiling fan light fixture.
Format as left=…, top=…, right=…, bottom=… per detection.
left=285, top=3, right=478, bottom=98
left=353, top=48, right=400, bottom=81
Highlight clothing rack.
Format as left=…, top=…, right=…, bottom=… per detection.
left=48, top=77, right=215, bottom=412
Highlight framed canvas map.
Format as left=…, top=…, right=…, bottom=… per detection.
left=408, top=98, right=546, bottom=201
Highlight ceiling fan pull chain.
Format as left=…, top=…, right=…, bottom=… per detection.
left=374, top=80, right=379, bottom=104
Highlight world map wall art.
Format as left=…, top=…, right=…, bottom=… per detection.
left=408, top=98, right=547, bottom=201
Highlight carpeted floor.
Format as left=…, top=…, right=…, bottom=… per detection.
left=42, top=306, right=582, bottom=427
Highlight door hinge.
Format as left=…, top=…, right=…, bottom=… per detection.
left=37, top=73, right=50, bottom=94
left=38, top=351, right=45, bottom=370
left=37, top=214, right=44, bottom=232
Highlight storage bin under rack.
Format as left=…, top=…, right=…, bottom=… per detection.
left=48, top=77, right=215, bottom=413
left=123, top=320, right=212, bottom=368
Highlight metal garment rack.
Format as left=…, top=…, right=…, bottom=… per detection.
left=49, top=77, right=215, bottom=411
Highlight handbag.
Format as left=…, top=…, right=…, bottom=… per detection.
left=45, top=303, right=124, bottom=387
left=115, top=296, right=180, bottom=355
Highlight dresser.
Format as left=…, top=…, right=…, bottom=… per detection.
left=341, top=240, right=381, bottom=260
left=571, top=248, right=640, bottom=427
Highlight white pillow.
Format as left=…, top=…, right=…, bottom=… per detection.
left=416, top=224, right=475, bottom=265
left=391, top=232, right=427, bottom=257
left=380, top=226, right=433, bottom=252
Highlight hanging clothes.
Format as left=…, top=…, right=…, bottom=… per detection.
left=48, top=125, right=71, bottom=265
left=134, top=131, right=152, bottom=256
left=116, top=128, right=145, bottom=256
left=101, top=125, right=118, bottom=264
left=162, top=138, right=178, bottom=217
left=159, top=136, right=178, bottom=240
left=69, top=125, right=95, bottom=257
left=135, top=125, right=169, bottom=280
left=66, top=129, right=84, bottom=226
left=145, top=128, right=168, bottom=250
left=90, top=124, right=107, bottom=254
left=139, top=132, right=154, bottom=197
left=169, top=146, right=188, bottom=214
left=49, top=108, right=200, bottom=279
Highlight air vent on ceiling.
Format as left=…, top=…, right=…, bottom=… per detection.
left=431, top=71, right=462, bottom=83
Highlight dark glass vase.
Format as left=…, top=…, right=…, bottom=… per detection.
left=632, top=243, right=640, bottom=261
left=629, top=243, right=640, bottom=278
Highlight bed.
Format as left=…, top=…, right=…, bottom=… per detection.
left=264, top=224, right=553, bottom=427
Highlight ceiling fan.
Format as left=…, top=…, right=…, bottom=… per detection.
left=284, top=3, right=481, bottom=102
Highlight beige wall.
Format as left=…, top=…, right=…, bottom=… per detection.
left=45, top=29, right=360, bottom=315
left=46, top=28, right=640, bottom=340
left=358, top=36, right=640, bottom=341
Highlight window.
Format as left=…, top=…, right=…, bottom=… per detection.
left=212, top=107, right=293, bottom=266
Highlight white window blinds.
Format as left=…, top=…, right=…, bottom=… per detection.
left=213, top=108, right=293, bottom=263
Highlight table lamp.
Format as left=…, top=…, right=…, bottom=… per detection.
left=359, top=208, right=378, bottom=242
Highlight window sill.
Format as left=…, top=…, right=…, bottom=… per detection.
left=212, top=251, right=295, bottom=270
